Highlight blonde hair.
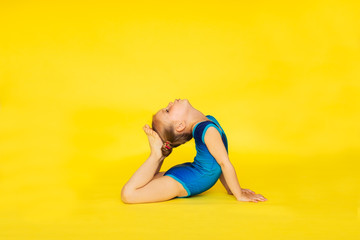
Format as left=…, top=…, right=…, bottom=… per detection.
left=152, top=114, right=193, bottom=157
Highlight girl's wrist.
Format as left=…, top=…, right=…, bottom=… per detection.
left=234, top=192, right=243, bottom=200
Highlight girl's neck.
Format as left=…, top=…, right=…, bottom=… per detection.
left=187, top=108, right=210, bottom=134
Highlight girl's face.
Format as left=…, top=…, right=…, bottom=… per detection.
left=155, top=98, right=191, bottom=128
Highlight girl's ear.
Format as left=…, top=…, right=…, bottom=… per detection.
left=175, top=120, right=186, bottom=132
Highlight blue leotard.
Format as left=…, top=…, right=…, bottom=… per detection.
left=164, top=115, right=228, bottom=198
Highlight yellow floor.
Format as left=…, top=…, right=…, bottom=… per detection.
left=1, top=1, right=359, bottom=239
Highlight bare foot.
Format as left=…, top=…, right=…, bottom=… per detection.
left=143, top=124, right=163, bottom=157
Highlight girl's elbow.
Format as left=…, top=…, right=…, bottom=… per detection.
left=219, top=161, right=233, bottom=169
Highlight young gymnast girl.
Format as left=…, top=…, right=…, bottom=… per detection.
left=121, top=98, right=267, bottom=204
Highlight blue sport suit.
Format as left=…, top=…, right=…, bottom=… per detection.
left=164, top=115, right=228, bottom=198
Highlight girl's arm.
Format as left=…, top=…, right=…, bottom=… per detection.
left=203, top=127, right=242, bottom=199
left=204, top=127, right=267, bottom=202
left=219, top=172, right=233, bottom=195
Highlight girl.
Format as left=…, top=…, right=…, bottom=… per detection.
left=121, top=99, right=267, bottom=204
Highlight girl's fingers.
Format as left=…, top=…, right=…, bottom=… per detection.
left=247, top=193, right=267, bottom=202
left=243, top=188, right=256, bottom=194
left=257, top=196, right=267, bottom=201
left=259, top=195, right=267, bottom=200
left=245, top=188, right=255, bottom=193
left=252, top=194, right=267, bottom=202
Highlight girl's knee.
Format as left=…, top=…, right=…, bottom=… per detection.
left=121, top=186, right=135, bottom=204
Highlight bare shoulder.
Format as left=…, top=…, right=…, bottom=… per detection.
left=203, top=126, right=222, bottom=143
left=203, top=126, right=230, bottom=167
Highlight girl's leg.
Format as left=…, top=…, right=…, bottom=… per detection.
left=121, top=154, right=183, bottom=204
left=122, top=153, right=164, bottom=191
left=154, top=159, right=164, bottom=176
left=152, top=171, right=165, bottom=180
left=121, top=175, right=184, bottom=204
left=120, top=124, right=184, bottom=203
left=122, top=124, right=166, bottom=191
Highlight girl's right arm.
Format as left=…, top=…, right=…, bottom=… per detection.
left=220, top=173, right=257, bottom=196
left=204, top=127, right=267, bottom=202
left=219, top=172, right=233, bottom=195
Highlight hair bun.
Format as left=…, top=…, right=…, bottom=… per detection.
left=161, top=141, right=173, bottom=157
left=164, top=141, right=172, bottom=150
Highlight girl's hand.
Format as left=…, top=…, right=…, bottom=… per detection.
left=237, top=191, right=267, bottom=203
left=241, top=188, right=256, bottom=195
left=143, top=124, right=163, bottom=158
left=227, top=188, right=259, bottom=197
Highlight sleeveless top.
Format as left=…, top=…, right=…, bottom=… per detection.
left=191, top=115, right=228, bottom=176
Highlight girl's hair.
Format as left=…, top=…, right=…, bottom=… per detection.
left=152, top=115, right=193, bottom=157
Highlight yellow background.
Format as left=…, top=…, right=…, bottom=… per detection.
left=1, top=0, right=359, bottom=239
